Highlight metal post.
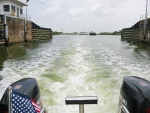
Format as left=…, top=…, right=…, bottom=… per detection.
left=25, top=10, right=26, bottom=33
left=26, top=5, right=27, bottom=21
left=79, top=104, right=84, bottom=113
left=144, top=0, right=148, bottom=40
left=8, top=86, right=12, bottom=113
left=24, top=3, right=28, bottom=42
left=4, top=12, right=6, bottom=25
left=3, top=9, right=8, bottom=45
left=24, top=15, right=26, bottom=41
left=146, top=0, right=148, bottom=17
left=65, top=96, right=98, bottom=113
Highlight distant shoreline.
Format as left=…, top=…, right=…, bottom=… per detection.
left=53, top=31, right=121, bottom=35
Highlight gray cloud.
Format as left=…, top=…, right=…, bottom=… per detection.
left=22, top=0, right=150, bottom=33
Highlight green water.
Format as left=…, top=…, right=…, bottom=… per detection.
left=0, top=35, right=150, bottom=113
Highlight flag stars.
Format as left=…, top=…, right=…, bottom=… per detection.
left=12, top=91, right=40, bottom=113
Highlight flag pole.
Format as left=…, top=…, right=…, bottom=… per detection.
left=8, top=86, right=12, bottom=113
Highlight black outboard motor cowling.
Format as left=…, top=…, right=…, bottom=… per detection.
left=119, top=76, right=150, bottom=113
left=0, top=78, right=44, bottom=113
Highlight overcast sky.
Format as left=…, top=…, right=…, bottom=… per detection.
left=21, top=0, right=150, bottom=33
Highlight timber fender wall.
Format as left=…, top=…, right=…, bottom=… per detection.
left=0, top=16, right=5, bottom=44
left=121, top=18, right=150, bottom=42
left=32, top=22, right=53, bottom=41
left=121, top=29, right=139, bottom=41
left=32, top=29, right=52, bottom=41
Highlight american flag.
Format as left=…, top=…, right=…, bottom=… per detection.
left=12, top=91, right=41, bottom=113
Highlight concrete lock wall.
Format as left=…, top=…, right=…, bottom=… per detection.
left=7, top=16, right=32, bottom=43
left=0, top=15, right=52, bottom=45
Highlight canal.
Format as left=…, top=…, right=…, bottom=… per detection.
left=0, top=35, right=150, bottom=113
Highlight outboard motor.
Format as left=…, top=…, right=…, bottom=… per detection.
left=0, top=78, right=47, bottom=113
left=119, top=76, right=150, bottom=113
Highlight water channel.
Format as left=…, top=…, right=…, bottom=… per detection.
left=0, top=35, right=150, bottom=113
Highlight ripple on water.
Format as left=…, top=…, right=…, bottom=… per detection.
left=0, top=36, right=150, bottom=113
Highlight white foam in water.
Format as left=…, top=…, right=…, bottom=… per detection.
left=0, top=36, right=150, bottom=113
left=0, top=46, right=62, bottom=98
